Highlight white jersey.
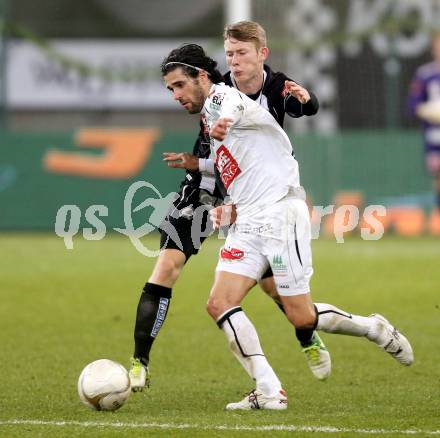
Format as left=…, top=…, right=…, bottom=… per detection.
left=201, top=83, right=301, bottom=215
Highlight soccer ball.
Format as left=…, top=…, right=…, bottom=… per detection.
left=77, top=359, right=131, bottom=411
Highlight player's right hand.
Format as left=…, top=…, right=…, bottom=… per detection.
left=209, top=117, right=233, bottom=141
left=209, top=204, right=237, bottom=229
left=282, top=80, right=310, bottom=104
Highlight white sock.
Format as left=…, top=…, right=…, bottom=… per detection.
left=315, top=303, right=374, bottom=337
left=217, top=307, right=282, bottom=397
left=218, top=309, right=253, bottom=379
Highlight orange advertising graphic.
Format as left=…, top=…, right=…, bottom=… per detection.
left=44, top=128, right=160, bottom=179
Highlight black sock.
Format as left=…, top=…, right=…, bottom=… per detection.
left=296, top=328, right=315, bottom=347
left=295, top=305, right=319, bottom=348
left=133, top=282, right=172, bottom=367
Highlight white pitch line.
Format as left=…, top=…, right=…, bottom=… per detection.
left=0, top=419, right=439, bottom=435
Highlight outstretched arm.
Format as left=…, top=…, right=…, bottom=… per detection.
left=283, top=80, right=319, bottom=117
left=163, top=124, right=215, bottom=173
left=163, top=152, right=215, bottom=174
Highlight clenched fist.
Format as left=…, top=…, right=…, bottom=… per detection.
left=209, top=117, right=233, bottom=141
left=209, top=204, right=237, bottom=229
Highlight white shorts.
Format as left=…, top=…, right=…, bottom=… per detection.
left=216, top=196, right=313, bottom=296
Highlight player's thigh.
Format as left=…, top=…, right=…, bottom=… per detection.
left=208, top=270, right=256, bottom=319
left=258, top=276, right=280, bottom=302
left=279, top=293, right=316, bottom=327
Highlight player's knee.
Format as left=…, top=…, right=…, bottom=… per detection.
left=206, top=297, right=216, bottom=319
left=151, top=256, right=184, bottom=285
left=293, top=314, right=316, bottom=330
left=206, top=295, right=222, bottom=319
left=206, top=294, right=233, bottom=320
left=284, top=304, right=317, bottom=329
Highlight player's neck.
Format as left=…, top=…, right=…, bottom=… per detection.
left=233, top=69, right=265, bottom=95
left=202, top=81, right=215, bottom=99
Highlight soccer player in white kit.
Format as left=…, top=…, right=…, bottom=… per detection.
left=161, top=44, right=414, bottom=410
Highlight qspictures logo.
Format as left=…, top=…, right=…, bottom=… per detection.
left=55, top=181, right=179, bottom=257
left=54, top=180, right=388, bottom=256
left=54, top=181, right=219, bottom=256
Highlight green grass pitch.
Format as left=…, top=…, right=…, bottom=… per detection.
left=0, top=233, right=439, bottom=438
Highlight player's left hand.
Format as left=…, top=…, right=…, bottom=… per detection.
left=210, top=117, right=233, bottom=141
left=283, top=80, right=310, bottom=104
left=163, top=152, right=199, bottom=171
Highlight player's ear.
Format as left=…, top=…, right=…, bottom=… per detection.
left=261, top=46, right=269, bottom=61
left=198, top=69, right=209, bottom=83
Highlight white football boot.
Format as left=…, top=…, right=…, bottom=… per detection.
left=302, top=332, right=331, bottom=380
left=226, top=389, right=288, bottom=411
left=367, top=314, right=414, bottom=366
left=129, top=357, right=150, bottom=392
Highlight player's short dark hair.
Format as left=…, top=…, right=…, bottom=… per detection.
left=161, top=44, right=223, bottom=84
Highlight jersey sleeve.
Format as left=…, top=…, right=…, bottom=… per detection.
left=192, top=121, right=211, bottom=158
left=274, top=73, right=319, bottom=118
left=217, top=88, right=245, bottom=125
left=285, top=91, right=319, bottom=117
left=284, top=82, right=319, bottom=117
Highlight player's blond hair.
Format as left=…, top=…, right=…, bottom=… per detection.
left=223, top=21, right=267, bottom=50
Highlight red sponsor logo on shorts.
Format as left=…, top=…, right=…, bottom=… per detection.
left=220, top=247, right=244, bottom=260
left=216, top=145, right=241, bottom=189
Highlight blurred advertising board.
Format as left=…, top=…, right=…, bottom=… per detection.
left=6, top=39, right=225, bottom=109
left=0, top=128, right=436, bottom=236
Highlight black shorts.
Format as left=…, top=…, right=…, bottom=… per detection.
left=159, top=186, right=221, bottom=261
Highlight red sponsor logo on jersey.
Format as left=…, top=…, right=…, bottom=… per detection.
left=220, top=247, right=244, bottom=260
left=216, top=145, right=241, bottom=189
